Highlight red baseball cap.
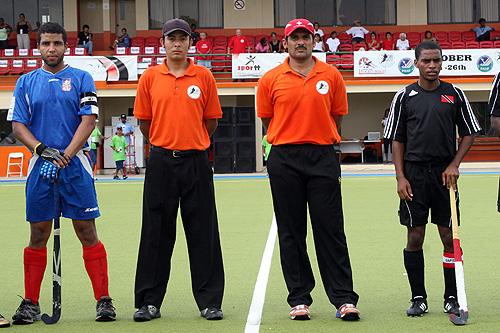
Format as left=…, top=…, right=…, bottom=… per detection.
left=284, top=19, right=315, bottom=37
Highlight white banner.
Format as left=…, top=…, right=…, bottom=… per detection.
left=232, top=53, right=327, bottom=78
left=354, top=49, right=500, bottom=77
left=64, top=55, right=138, bottom=81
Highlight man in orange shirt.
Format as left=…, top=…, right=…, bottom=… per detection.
left=133, top=18, right=224, bottom=322
left=257, top=18, right=360, bottom=322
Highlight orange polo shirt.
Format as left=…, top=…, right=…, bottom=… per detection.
left=134, top=58, right=222, bottom=150
left=257, top=56, right=348, bottom=145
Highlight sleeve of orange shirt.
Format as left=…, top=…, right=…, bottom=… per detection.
left=256, top=74, right=274, bottom=119
left=133, top=71, right=153, bottom=120
left=329, top=67, right=348, bottom=116
left=201, top=68, right=223, bottom=119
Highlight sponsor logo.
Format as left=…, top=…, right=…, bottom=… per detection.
left=441, top=95, right=454, bottom=104
left=62, top=78, right=72, bottom=91
left=495, top=50, right=500, bottom=64
left=477, top=55, right=493, bottom=72
left=398, top=58, right=414, bottom=75
left=84, top=207, right=99, bottom=213
left=379, top=52, right=395, bottom=68
left=358, top=57, right=384, bottom=74
left=316, top=80, right=329, bottom=95
left=409, top=90, right=418, bottom=97
left=187, top=85, right=201, bottom=99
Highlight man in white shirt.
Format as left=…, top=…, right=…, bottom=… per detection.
left=326, top=31, right=340, bottom=52
left=346, top=19, right=369, bottom=45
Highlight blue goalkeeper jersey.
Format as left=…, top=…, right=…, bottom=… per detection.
left=7, top=65, right=98, bottom=152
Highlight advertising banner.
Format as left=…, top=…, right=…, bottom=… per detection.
left=64, top=55, right=138, bottom=81
left=354, top=49, right=500, bottom=77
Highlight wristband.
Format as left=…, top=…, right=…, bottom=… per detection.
left=35, top=143, right=47, bottom=156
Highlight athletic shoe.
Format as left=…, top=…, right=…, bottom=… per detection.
left=200, top=307, right=223, bottom=320
left=289, top=305, right=310, bottom=320
left=335, top=303, right=360, bottom=321
left=0, top=314, right=10, bottom=327
left=133, top=305, right=161, bottom=322
left=444, top=296, right=460, bottom=315
left=96, top=296, right=116, bottom=321
left=113, top=176, right=119, bottom=180
left=123, top=175, right=128, bottom=180
left=12, top=298, right=41, bottom=325
left=407, top=296, right=428, bottom=317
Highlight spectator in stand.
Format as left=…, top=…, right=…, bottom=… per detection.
left=77, top=24, right=93, bottom=56
left=269, top=32, right=283, bottom=53
left=470, top=18, right=495, bottom=42
left=422, top=30, right=438, bottom=43
left=196, top=31, right=212, bottom=69
left=255, top=37, right=270, bottom=53
left=396, top=33, right=410, bottom=50
left=367, top=32, right=380, bottom=50
left=346, top=19, right=369, bottom=45
left=326, top=31, right=340, bottom=52
left=381, top=31, right=395, bottom=50
left=191, top=23, right=200, bottom=46
left=0, top=18, right=13, bottom=50
left=15, top=13, right=32, bottom=49
left=313, top=22, right=324, bottom=39
left=228, top=29, right=249, bottom=82
left=109, top=28, right=130, bottom=50
left=312, top=33, right=325, bottom=52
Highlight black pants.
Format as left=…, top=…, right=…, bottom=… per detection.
left=134, top=147, right=224, bottom=310
left=267, top=144, right=359, bottom=308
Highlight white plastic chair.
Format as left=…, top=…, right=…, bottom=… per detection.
left=6, top=152, right=24, bottom=177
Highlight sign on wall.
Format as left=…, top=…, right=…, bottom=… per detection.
left=234, top=0, right=246, bottom=10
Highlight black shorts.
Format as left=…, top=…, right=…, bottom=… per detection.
left=399, top=161, right=460, bottom=228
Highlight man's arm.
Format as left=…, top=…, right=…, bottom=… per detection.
left=139, top=120, right=151, bottom=143
left=333, top=115, right=343, bottom=131
left=64, top=114, right=96, bottom=159
left=393, top=140, right=412, bottom=201
left=442, top=134, right=475, bottom=190
left=261, top=117, right=271, bottom=129
left=204, top=119, right=218, bottom=137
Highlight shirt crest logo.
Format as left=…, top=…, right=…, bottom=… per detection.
left=441, top=95, right=454, bottom=104
left=62, top=78, right=72, bottom=91
left=187, top=85, right=201, bottom=99
left=316, top=80, right=329, bottom=95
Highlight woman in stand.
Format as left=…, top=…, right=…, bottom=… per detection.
left=15, top=13, right=32, bottom=49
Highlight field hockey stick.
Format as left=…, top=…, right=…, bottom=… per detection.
left=41, top=177, right=62, bottom=324
left=448, top=186, right=468, bottom=325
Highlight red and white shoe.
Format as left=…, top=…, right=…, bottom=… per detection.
left=336, top=303, right=360, bottom=321
left=290, top=304, right=310, bottom=320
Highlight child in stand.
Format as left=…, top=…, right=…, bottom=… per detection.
left=110, top=126, right=128, bottom=180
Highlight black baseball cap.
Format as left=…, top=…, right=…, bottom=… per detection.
left=120, top=114, right=127, bottom=118
left=162, top=19, right=191, bottom=36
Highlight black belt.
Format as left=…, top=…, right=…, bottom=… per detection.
left=151, top=145, right=204, bottom=158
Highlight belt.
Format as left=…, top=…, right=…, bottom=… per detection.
left=151, top=145, right=204, bottom=158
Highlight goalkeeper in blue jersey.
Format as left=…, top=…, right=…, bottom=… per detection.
left=7, top=22, right=115, bottom=324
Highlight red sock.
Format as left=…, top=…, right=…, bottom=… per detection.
left=24, top=247, right=47, bottom=304
left=83, top=241, right=109, bottom=300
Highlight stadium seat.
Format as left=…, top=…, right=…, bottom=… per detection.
left=448, top=31, right=462, bottom=42
left=30, top=38, right=36, bottom=49
left=74, top=47, right=88, bottom=56
left=67, top=37, right=78, bottom=48
left=10, top=59, right=25, bottom=75
left=409, top=41, right=419, bottom=49
left=462, top=31, right=476, bottom=42
left=139, top=56, right=155, bottom=70
left=64, top=48, right=71, bottom=56
left=213, top=35, right=228, bottom=46
left=246, top=35, right=255, bottom=47
left=434, top=31, right=448, bottom=42
left=340, top=53, right=353, bottom=70
left=145, top=36, right=159, bottom=47
left=338, top=33, right=351, bottom=43
left=31, top=49, right=41, bottom=56
left=17, top=48, right=29, bottom=57
left=406, top=32, right=420, bottom=44
left=491, top=31, right=500, bottom=40
left=353, top=43, right=367, bottom=51
left=494, top=40, right=500, bottom=48
left=392, top=32, right=403, bottom=40
left=114, top=47, right=127, bottom=55
left=156, top=57, right=166, bottom=66
left=338, top=44, right=353, bottom=52
left=0, top=59, right=10, bottom=75
left=25, top=58, right=41, bottom=72
left=326, top=54, right=340, bottom=67
left=158, top=47, right=166, bottom=55
left=131, top=37, right=145, bottom=47
left=439, top=41, right=452, bottom=49
left=451, top=41, right=465, bottom=49
left=3, top=49, right=14, bottom=57
left=143, top=46, right=157, bottom=55
left=212, top=46, right=227, bottom=72
left=465, top=41, right=479, bottom=49
left=255, top=34, right=268, bottom=43
left=480, top=41, right=493, bottom=48
left=129, top=46, right=142, bottom=55
left=205, top=35, right=214, bottom=45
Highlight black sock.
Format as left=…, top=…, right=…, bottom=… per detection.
left=404, top=249, right=427, bottom=299
left=443, top=251, right=458, bottom=299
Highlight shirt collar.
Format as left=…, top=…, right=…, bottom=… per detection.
left=159, top=58, right=196, bottom=77
left=282, top=55, right=327, bottom=77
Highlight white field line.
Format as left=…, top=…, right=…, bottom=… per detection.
left=245, top=214, right=277, bottom=333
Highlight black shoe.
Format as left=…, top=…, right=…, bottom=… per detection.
left=133, top=305, right=161, bottom=322
left=123, top=175, right=128, bottom=180
left=444, top=296, right=459, bottom=315
left=12, top=298, right=40, bottom=325
left=96, top=296, right=116, bottom=321
left=407, top=296, right=428, bottom=317
left=109, top=46, right=114, bottom=50
left=113, top=176, right=119, bottom=180
left=201, top=307, right=223, bottom=320
left=0, top=314, right=10, bottom=327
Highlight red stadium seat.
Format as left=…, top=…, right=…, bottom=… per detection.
left=338, top=44, right=353, bottom=52
left=448, top=31, right=462, bottom=42
left=145, top=36, right=160, bottom=47
left=326, top=54, right=340, bottom=67
left=434, top=31, right=448, bottom=42
left=353, top=43, right=367, bottom=51
left=494, top=40, right=500, bottom=48
left=73, top=47, right=88, bottom=56
left=340, top=53, right=353, bottom=70
left=31, top=49, right=41, bottom=57
left=30, top=38, right=36, bottom=49
left=409, top=41, right=419, bottom=49
left=205, top=35, right=214, bottom=45
left=392, top=32, right=403, bottom=40
left=246, top=35, right=255, bottom=47
left=10, top=59, right=25, bottom=75
left=114, top=47, right=127, bottom=55
left=212, top=46, right=227, bottom=72
left=25, top=58, right=41, bottom=72
left=480, top=41, right=493, bottom=48
left=451, top=41, right=465, bottom=49
left=0, top=59, right=10, bottom=75
left=158, top=47, right=166, bottom=55
left=139, top=56, right=156, bottom=69
left=131, top=37, right=145, bottom=47
left=17, top=48, right=29, bottom=57
left=213, top=35, right=228, bottom=46
left=439, top=42, right=452, bottom=49
left=143, top=46, right=157, bottom=55
left=67, top=37, right=78, bottom=48
left=2, top=49, right=14, bottom=57
left=406, top=32, right=421, bottom=43
left=338, top=33, right=351, bottom=43
left=462, top=31, right=476, bottom=42
left=465, top=41, right=479, bottom=49
left=129, top=46, right=142, bottom=55
left=255, top=34, right=267, bottom=43
left=64, top=48, right=71, bottom=56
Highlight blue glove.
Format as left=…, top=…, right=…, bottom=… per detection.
left=40, top=161, right=60, bottom=181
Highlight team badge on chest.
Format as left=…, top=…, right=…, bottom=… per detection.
left=316, top=80, right=329, bottom=95
left=187, top=85, right=201, bottom=99
left=62, top=78, right=72, bottom=91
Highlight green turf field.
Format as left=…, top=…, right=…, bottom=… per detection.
left=1, top=174, right=499, bottom=332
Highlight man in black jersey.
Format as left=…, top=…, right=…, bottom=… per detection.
left=384, top=41, right=481, bottom=317
left=487, top=72, right=500, bottom=212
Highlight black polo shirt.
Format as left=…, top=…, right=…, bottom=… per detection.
left=384, top=80, right=481, bottom=163
left=488, top=72, right=500, bottom=117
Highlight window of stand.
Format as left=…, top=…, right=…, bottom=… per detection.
left=149, top=0, right=223, bottom=29
left=428, top=0, right=499, bottom=24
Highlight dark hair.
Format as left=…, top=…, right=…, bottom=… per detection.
left=82, top=24, right=89, bottom=30
left=415, top=41, right=442, bottom=60
left=314, top=22, right=319, bottom=26
left=331, top=31, right=337, bottom=35
left=386, top=31, right=391, bottom=36
left=425, top=30, right=432, bottom=37
left=314, top=33, right=321, bottom=39
left=260, top=37, right=267, bottom=44
left=20, top=13, right=25, bottom=17
left=479, top=18, right=486, bottom=24
left=271, top=32, right=277, bottom=37
left=191, top=23, right=197, bottom=28
left=37, top=22, right=67, bottom=44
left=122, top=27, right=127, bottom=32
left=370, top=31, right=377, bottom=37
